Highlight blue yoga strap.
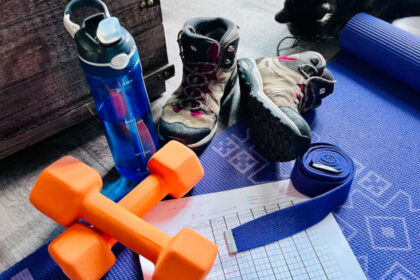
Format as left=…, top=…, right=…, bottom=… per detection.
left=225, top=143, right=355, bottom=253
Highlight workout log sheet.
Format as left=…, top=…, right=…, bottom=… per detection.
left=139, top=180, right=366, bottom=280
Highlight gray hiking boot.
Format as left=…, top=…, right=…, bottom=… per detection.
left=158, top=17, right=239, bottom=151
left=238, top=51, right=335, bottom=161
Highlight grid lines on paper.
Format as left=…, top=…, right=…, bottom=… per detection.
left=171, top=201, right=344, bottom=280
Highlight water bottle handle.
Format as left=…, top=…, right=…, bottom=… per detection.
left=63, top=0, right=111, bottom=38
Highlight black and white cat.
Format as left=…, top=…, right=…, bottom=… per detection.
left=275, top=0, right=420, bottom=40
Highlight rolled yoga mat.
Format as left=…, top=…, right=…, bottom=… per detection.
left=340, top=13, right=420, bottom=92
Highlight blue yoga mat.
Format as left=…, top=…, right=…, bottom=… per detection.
left=1, top=13, right=419, bottom=280
left=340, top=13, right=420, bottom=92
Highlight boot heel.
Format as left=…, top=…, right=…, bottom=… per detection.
left=224, top=66, right=238, bottom=94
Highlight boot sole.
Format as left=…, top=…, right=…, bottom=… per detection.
left=158, top=66, right=238, bottom=154
left=237, top=58, right=311, bottom=162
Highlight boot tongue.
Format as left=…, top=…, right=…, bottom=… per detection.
left=180, top=29, right=220, bottom=63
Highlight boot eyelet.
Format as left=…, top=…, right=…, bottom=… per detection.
left=187, top=75, right=205, bottom=85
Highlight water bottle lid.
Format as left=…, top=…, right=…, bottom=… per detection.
left=97, top=17, right=122, bottom=45
left=64, top=0, right=137, bottom=72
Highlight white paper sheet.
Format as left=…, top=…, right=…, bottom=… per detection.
left=139, top=180, right=366, bottom=280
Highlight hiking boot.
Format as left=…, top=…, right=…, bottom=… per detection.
left=158, top=17, right=239, bottom=151
left=238, top=51, right=335, bottom=161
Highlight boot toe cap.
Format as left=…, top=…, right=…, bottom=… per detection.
left=158, top=120, right=211, bottom=147
left=278, top=106, right=311, bottom=139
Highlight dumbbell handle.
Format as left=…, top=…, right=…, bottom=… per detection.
left=100, top=174, right=168, bottom=246
left=83, top=191, right=170, bottom=263
left=118, top=175, right=167, bottom=216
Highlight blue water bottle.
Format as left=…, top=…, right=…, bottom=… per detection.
left=64, top=0, right=159, bottom=181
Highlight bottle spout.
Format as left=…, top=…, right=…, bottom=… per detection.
left=97, top=17, right=123, bottom=45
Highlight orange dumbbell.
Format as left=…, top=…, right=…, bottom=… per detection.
left=30, top=141, right=218, bottom=280
left=46, top=141, right=207, bottom=279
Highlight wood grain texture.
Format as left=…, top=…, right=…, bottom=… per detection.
left=0, top=3, right=162, bottom=88
left=0, top=0, right=159, bottom=28
left=0, top=63, right=171, bottom=159
left=0, top=0, right=340, bottom=272
left=0, top=0, right=169, bottom=160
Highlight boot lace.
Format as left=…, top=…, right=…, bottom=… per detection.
left=276, top=34, right=330, bottom=56
left=176, top=61, right=218, bottom=111
left=268, top=62, right=322, bottom=112
left=175, top=30, right=219, bottom=112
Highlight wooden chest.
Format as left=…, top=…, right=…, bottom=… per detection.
left=0, top=0, right=174, bottom=159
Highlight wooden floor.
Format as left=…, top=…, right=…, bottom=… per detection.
left=0, top=0, right=339, bottom=271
